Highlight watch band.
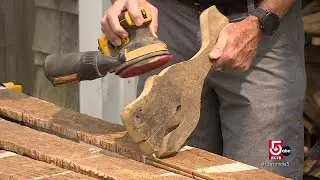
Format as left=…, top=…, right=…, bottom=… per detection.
left=249, top=8, right=268, bottom=20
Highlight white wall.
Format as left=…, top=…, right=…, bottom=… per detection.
left=79, top=0, right=138, bottom=124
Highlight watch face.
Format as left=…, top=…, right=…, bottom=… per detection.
left=262, top=13, right=280, bottom=35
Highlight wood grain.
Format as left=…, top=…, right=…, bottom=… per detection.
left=121, top=6, right=228, bottom=157
left=0, top=119, right=190, bottom=180
left=0, top=150, right=95, bottom=179
left=0, top=89, right=287, bottom=180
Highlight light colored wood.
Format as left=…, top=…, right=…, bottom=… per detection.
left=303, top=12, right=320, bottom=35
left=0, top=150, right=95, bottom=179
left=0, top=119, right=190, bottom=180
left=121, top=6, right=228, bottom=157
left=0, top=89, right=287, bottom=180
left=312, top=37, right=320, bottom=46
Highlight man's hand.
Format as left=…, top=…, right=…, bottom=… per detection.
left=101, top=0, right=158, bottom=46
left=209, top=16, right=263, bottom=71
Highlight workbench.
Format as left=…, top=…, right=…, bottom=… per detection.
left=0, top=88, right=288, bottom=179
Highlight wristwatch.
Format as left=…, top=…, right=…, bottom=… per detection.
left=249, top=8, right=280, bottom=36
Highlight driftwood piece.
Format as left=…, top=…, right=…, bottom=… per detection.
left=121, top=6, right=229, bottom=157
left=0, top=150, right=95, bottom=179
left=0, top=89, right=287, bottom=180
left=0, top=119, right=189, bottom=180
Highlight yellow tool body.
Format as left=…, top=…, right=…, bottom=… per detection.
left=98, top=7, right=152, bottom=56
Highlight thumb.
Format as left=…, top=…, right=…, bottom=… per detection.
left=209, top=31, right=228, bottom=60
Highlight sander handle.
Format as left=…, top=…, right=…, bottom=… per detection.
left=43, top=51, right=121, bottom=86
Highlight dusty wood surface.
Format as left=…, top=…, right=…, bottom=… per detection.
left=121, top=6, right=229, bottom=157
left=0, top=150, right=95, bottom=179
left=0, top=89, right=287, bottom=180
left=0, top=119, right=190, bottom=180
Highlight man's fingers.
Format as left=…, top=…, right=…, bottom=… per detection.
left=107, top=8, right=128, bottom=38
left=101, top=18, right=122, bottom=46
left=127, top=0, right=144, bottom=26
left=209, top=30, right=229, bottom=60
left=148, top=4, right=158, bottom=38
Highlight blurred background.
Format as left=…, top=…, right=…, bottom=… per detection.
left=0, top=0, right=319, bottom=178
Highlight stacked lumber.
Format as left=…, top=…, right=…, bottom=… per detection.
left=303, top=0, right=320, bottom=143
left=0, top=89, right=287, bottom=180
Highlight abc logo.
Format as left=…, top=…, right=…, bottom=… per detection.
left=281, top=146, right=291, bottom=156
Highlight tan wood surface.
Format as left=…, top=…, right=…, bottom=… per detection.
left=0, top=89, right=287, bottom=180
left=0, top=119, right=190, bottom=180
left=303, top=11, right=320, bottom=35
left=0, top=150, right=95, bottom=179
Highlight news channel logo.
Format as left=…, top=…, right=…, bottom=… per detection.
left=268, top=140, right=291, bottom=160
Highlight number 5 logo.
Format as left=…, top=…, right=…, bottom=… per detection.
left=269, top=140, right=283, bottom=155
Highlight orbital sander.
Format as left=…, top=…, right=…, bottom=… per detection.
left=43, top=7, right=172, bottom=86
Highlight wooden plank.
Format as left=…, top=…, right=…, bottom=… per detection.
left=0, top=119, right=191, bottom=180
left=0, top=150, right=95, bottom=179
left=0, top=89, right=287, bottom=180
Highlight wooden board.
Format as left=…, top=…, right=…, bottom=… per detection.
left=121, top=6, right=228, bottom=157
left=0, top=150, right=95, bottom=179
left=0, top=119, right=191, bottom=180
left=0, top=89, right=287, bottom=180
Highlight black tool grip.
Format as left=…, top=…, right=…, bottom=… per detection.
left=43, top=51, right=105, bottom=86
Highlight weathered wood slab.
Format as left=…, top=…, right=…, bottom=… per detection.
left=0, top=150, right=95, bottom=179
left=0, top=119, right=190, bottom=180
left=121, top=6, right=229, bottom=157
left=0, top=89, right=287, bottom=180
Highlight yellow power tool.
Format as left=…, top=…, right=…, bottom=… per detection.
left=43, top=8, right=172, bottom=85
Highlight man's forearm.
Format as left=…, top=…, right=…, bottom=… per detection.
left=258, top=0, right=296, bottom=18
